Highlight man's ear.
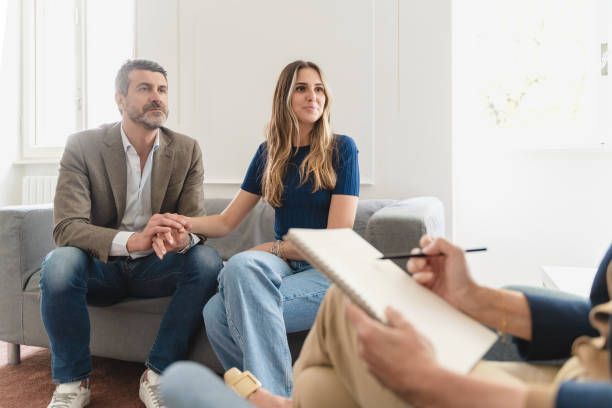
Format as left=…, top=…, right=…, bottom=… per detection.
left=115, top=93, right=125, bottom=114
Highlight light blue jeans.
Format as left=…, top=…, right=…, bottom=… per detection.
left=203, top=250, right=330, bottom=397
left=161, top=361, right=252, bottom=408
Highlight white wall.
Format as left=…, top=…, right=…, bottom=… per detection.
left=453, top=137, right=612, bottom=288
left=135, top=0, right=453, bottom=233
left=452, top=1, right=612, bottom=288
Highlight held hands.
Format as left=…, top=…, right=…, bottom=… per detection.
left=125, top=213, right=191, bottom=257
left=126, top=213, right=190, bottom=253
left=345, top=299, right=439, bottom=403
left=151, top=214, right=193, bottom=259
left=407, top=235, right=478, bottom=311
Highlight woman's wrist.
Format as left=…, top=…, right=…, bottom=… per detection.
left=269, top=241, right=277, bottom=256
left=269, top=240, right=287, bottom=260
left=458, top=283, right=491, bottom=319
left=278, top=240, right=286, bottom=260
left=461, top=286, right=524, bottom=338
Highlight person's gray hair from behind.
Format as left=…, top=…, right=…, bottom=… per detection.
left=115, top=59, right=168, bottom=96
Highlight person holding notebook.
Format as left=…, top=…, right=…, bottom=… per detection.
left=152, top=60, right=360, bottom=400
left=335, top=236, right=612, bottom=407
left=160, top=236, right=612, bottom=408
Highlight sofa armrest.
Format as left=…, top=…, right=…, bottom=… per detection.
left=0, top=204, right=54, bottom=343
left=364, top=197, right=445, bottom=268
left=204, top=198, right=275, bottom=260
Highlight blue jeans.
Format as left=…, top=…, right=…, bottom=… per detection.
left=39, top=244, right=223, bottom=384
left=161, top=361, right=252, bottom=408
left=203, top=251, right=330, bottom=397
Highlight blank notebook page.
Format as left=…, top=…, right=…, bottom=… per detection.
left=285, top=227, right=498, bottom=374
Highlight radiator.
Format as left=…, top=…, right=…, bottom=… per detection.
left=22, top=176, right=58, bottom=205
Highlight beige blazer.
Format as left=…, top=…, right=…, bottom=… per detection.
left=53, top=122, right=206, bottom=263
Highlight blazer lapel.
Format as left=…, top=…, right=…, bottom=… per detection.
left=101, top=124, right=127, bottom=223
left=151, top=128, right=174, bottom=214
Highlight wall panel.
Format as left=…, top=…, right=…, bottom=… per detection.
left=139, top=0, right=375, bottom=183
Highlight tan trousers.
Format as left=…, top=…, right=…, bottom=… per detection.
left=292, top=285, right=561, bottom=408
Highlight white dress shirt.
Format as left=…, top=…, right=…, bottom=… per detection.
left=109, top=124, right=199, bottom=259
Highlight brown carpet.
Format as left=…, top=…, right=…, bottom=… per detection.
left=0, top=341, right=146, bottom=407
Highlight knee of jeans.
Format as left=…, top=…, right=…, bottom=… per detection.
left=161, top=361, right=218, bottom=405
left=40, top=247, right=89, bottom=294
left=202, top=294, right=225, bottom=334
left=220, top=251, right=278, bottom=288
left=161, top=361, right=196, bottom=385
left=184, top=245, right=223, bottom=278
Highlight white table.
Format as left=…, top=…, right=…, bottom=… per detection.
left=541, top=265, right=597, bottom=298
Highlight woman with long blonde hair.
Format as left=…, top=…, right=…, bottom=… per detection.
left=153, top=60, right=359, bottom=398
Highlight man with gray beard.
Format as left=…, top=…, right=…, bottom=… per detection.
left=40, top=59, right=223, bottom=408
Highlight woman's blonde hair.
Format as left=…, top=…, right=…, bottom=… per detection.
left=262, top=60, right=337, bottom=207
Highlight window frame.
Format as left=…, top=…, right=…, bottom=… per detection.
left=20, top=0, right=135, bottom=160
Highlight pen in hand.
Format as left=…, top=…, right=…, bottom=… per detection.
left=379, top=247, right=487, bottom=260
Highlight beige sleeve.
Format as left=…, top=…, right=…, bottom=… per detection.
left=53, top=132, right=119, bottom=262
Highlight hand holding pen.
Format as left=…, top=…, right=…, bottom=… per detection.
left=405, top=236, right=481, bottom=310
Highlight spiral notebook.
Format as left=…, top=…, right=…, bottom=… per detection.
left=284, top=227, right=498, bottom=374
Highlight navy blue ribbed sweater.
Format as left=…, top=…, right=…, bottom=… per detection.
left=241, top=134, right=359, bottom=240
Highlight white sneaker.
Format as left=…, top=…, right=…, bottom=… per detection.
left=46, top=379, right=90, bottom=408
left=139, top=369, right=166, bottom=408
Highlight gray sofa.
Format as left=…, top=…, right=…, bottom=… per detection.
left=0, top=197, right=444, bottom=373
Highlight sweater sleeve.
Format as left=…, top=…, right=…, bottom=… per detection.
left=556, top=381, right=612, bottom=408
left=240, top=143, right=266, bottom=196
left=589, top=244, right=612, bottom=306
left=332, top=135, right=360, bottom=196
left=513, top=293, right=596, bottom=360
left=525, top=382, right=612, bottom=408
left=514, top=243, right=612, bottom=360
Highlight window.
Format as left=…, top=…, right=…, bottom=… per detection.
left=21, top=0, right=134, bottom=159
left=454, top=0, right=611, bottom=149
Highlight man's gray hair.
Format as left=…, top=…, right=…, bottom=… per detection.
left=115, top=59, right=167, bottom=95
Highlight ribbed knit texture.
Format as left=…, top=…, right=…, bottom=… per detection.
left=241, top=134, right=359, bottom=240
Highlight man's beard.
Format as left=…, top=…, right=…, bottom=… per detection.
left=127, top=101, right=169, bottom=130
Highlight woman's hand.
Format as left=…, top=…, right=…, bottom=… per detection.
left=151, top=214, right=192, bottom=259
left=407, top=235, right=479, bottom=312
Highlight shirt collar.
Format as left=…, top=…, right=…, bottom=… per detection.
left=120, top=122, right=160, bottom=154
